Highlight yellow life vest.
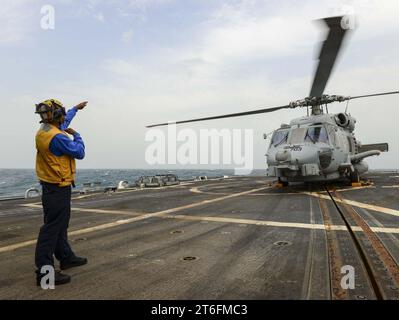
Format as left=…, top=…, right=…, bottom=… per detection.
left=35, top=124, right=76, bottom=187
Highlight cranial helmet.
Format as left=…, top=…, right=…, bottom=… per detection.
left=35, top=99, right=66, bottom=123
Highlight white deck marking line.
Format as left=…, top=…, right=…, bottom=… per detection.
left=304, top=192, right=399, bottom=217
left=163, top=214, right=399, bottom=234
left=190, top=187, right=202, bottom=194
left=201, top=181, right=249, bottom=190
left=0, top=185, right=269, bottom=254
left=247, top=192, right=306, bottom=196
left=190, top=187, right=303, bottom=196
left=22, top=201, right=42, bottom=206
left=0, top=239, right=38, bottom=253
left=338, top=185, right=375, bottom=192
left=381, top=185, right=399, bottom=188
left=164, top=214, right=344, bottom=230
left=189, top=186, right=295, bottom=196
left=3, top=215, right=398, bottom=254
left=20, top=203, right=143, bottom=216
left=191, top=185, right=373, bottom=197
left=71, top=208, right=143, bottom=215
left=21, top=182, right=199, bottom=205
left=190, top=180, right=262, bottom=193
left=72, top=182, right=195, bottom=199
left=73, top=194, right=98, bottom=200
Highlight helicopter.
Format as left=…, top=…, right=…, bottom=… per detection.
left=147, top=16, right=398, bottom=185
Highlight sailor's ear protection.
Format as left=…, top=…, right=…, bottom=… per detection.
left=52, top=106, right=66, bottom=121
left=49, top=99, right=65, bottom=121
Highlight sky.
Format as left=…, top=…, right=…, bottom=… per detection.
left=0, top=0, right=399, bottom=170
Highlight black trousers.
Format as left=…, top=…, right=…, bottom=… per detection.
left=35, top=182, right=75, bottom=270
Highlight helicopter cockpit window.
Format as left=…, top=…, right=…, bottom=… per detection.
left=305, top=126, right=329, bottom=144
left=271, top=129, right=289, bottom=147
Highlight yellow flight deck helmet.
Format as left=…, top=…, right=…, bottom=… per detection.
left=35, top=99, right=66, bottom=123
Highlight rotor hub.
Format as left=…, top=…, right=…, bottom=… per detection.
left=289, top=95, right=350, bottom=108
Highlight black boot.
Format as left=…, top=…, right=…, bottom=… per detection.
left=36, top=270, right=71, bottom=286
left=60, top=256, right=88, bottom=270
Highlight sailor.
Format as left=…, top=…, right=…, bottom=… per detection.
left=34, top=99, right=88, bottom=286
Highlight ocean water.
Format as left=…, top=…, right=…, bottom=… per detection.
left=0, top=169, right=266, bottom=199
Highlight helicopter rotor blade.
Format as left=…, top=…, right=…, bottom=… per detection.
left=349, top=90, right=399, bottom=100
left=309, top=16, right=351, bottom=98
left=146, top=104, right=290, bottom=128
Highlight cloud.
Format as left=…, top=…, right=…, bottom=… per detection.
left=0, top=0, right=37, bottom=46
left=94, top=0, right=399, bottom=169
left=93, top=12, right=105, bottom=22
left=115, top=0, right=172, bottom=20
left=121, top=29, right=134, bottom=43
left=102, top=58, right=141, bottom=76
left=2, top=0, right=399, bottom=169
left=125, top=0, right=173, bottom=11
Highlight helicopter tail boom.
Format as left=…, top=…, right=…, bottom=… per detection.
left=358, top=143, right=389, bottom=153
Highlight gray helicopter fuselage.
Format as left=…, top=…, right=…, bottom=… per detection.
left=266, top=112, right=372, bottom=182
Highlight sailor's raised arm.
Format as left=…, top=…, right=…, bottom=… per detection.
left=60, top=101, right=88, bottom=130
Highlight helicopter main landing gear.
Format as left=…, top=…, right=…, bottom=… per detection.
left=276, top=179, right=289, bottom=188
left=349, top=170, right=362, bottom=187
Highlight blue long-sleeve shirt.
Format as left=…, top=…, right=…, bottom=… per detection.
left=49, top=107, right=85, bottom=160
left=60, top=107, right=77, bottom=131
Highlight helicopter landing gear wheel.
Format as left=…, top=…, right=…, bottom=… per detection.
left=350, top=170, right=361, bottom=186
left=277, top=179, right=289, bottom=187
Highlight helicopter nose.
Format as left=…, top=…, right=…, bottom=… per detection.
left=275, top=150, right=291, bottom=162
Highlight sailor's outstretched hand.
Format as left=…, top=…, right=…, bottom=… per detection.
left=75, top=101, right=88, bottom=110
left=65, top=128, right=78, bottom=135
